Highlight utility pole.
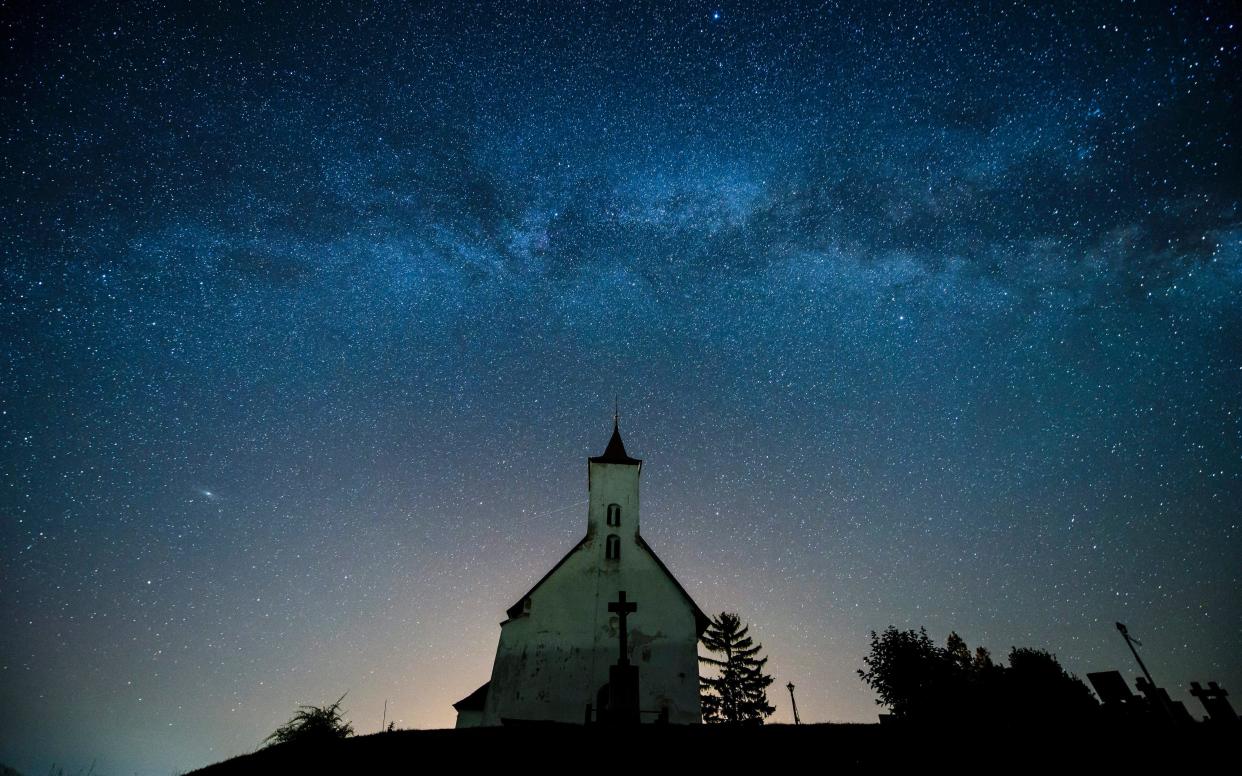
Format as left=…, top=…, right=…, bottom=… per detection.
left=381, top=698, right=387, bottom=732
left=1117, top=621, right=1176, bottom=720
left=786, top=681, right=801, bottom=725
left=1116, top=622, right=1156, bottom=688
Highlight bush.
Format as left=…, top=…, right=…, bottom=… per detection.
left=265, top=694, right=355, bottom=747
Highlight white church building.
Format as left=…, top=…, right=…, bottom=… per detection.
left=453, top=421, right=709, bottom=726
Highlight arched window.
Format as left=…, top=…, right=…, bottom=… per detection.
left=606, top=503, right=621, bottom=527
left=606, top=534, right=621, bottom=560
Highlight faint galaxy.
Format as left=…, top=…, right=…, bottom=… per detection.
left=1, top=1, right=1239, bottom=773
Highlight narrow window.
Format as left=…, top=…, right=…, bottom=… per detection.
left=607, top=503, right=621, bottom=527
left=606, top=534, right=621, bottom=560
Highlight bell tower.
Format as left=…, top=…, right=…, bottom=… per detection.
left=587, top=419, right=642, bottom=553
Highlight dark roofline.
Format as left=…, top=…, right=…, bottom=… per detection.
left=453, top=681, right=490, bottom=711
left=636, top=534, right=711, bottom=636
left=504, top=536, right=588, bottom=620
left=504, top=533, right=709, bottom=636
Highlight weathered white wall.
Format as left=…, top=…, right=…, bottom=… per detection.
left=480, top=459, right=702, bottom=725
left=586, top=458, right=641, bottom=541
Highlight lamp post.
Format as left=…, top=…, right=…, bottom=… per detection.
left=786, top=682, right=801, bottom=725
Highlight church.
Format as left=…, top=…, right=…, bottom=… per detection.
left=453, top=421, right=709, bottom=726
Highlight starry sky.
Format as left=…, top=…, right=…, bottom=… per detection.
left=2, top=1, right=1239, bottom=773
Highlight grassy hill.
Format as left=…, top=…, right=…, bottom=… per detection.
left=189, top=721, right=1234, bottom=773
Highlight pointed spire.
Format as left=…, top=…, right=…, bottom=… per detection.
left=589, top=408, right=641, bottom=465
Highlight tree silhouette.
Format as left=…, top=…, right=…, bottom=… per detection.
left=264, top=693, right=355, bottom=747
left=859, top=627, right=1099, bottom=722
left=857, top=626, right=947, bottom=719
left=699, top=611, right=775, bottom=724
left=1005, top=646, right=1099, bottom=721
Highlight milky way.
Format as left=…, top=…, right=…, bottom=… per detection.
left=2, top=2, right=1239, bottom=773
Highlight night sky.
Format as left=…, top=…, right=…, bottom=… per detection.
left=2, top=1, right=1239, bottom=773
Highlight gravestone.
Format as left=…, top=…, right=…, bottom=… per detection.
left=1190, top=681, right=1238, bottom=723
left=1135, top=676, right=1195, bottom=724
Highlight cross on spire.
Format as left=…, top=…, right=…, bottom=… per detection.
left=608, top=590, right=638, bottom=665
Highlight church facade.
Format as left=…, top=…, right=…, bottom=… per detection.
left=453, top=422, right=709, bottom=726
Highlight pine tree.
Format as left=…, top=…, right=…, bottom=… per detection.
left=699, top=611, right=775, bottom=724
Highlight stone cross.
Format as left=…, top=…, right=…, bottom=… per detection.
left=1190, top=681, right=1238, bottom=722
left=608, top=590, right=638, bottom=665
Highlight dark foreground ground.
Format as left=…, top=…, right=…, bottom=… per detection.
left=190, top=721, right=1236, bottom=774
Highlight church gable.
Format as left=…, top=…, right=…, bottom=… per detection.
left=504, top=537, right=588, bottom=621
left=503, top=532, right=706, bottom=635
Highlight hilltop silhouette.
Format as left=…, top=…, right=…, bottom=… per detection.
left=188, top=721, right=1232, bottom=774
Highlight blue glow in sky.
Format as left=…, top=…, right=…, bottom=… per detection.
left=1, top=2, right=1239, bottom=773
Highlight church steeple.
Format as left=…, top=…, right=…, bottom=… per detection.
left=589, top=419, right=641, bottom=466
